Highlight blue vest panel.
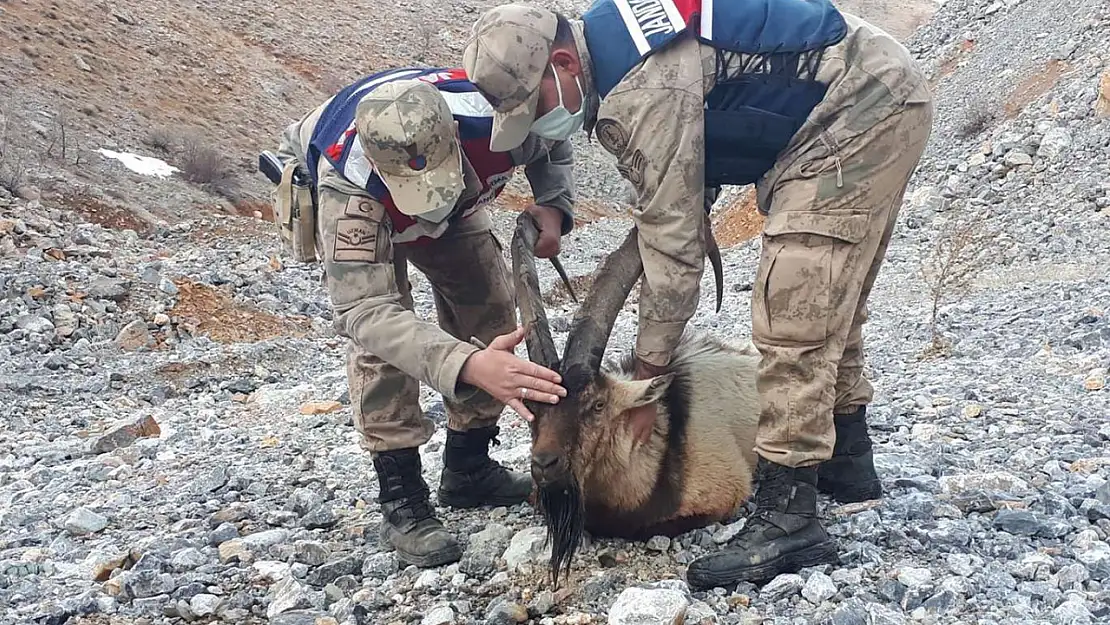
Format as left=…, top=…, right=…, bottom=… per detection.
left=581, top=0, right=848, bottom=187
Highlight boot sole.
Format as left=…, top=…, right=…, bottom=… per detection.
left=686, top=540, right=840, bottom=590
left=817, top=479, right=883, bottom=504
left=393, top=544, right=463, bottom=569
left=436, top=488, right=530, bottom=510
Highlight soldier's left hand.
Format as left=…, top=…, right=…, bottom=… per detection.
left=524, top=204, right=563, bottom=258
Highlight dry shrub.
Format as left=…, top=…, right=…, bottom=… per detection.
left=144, top=126, right=176, bottom=154
left=178, top=135, right=232, bottom=184
left=918, top=208, right=1000, bottom=357
left=0, top=153, right=27, bottom=194
left=176, top=134, right=241, bottom=199
left=956, top=102, right=996, bottom=139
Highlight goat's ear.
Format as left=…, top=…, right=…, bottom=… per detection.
left=625, top=373, right=675, bottom=408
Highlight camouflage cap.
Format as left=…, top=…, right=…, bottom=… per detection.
left=354, top=79, right=464, bottom=218
left=463, top=3, right=558, bottom=152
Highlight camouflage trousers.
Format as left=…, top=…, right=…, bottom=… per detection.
left=750, top=90, right=935, bottom=468
left=317, top=186, right=518, bottom=454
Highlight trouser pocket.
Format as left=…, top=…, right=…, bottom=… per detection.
left=753, top=210, right=870, bottom=346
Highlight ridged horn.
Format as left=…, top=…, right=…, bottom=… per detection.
left=560, top=211, right=723, bottom=375
left=509, top=210, right=564, bottom=371
left=560, top=225, right=644, bottom=377
left=705, top=218, right=723, bottom=313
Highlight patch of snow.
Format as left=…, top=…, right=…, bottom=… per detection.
left=96, top=149, right=180, bottom=179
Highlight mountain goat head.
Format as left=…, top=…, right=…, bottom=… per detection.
left=509, top=210, right=761, bottom=588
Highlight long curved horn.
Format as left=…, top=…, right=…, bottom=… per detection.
left=560, top=225, right=644, bottom=378
left=561, top=211, right=722, bottom=375
left=704, top=218, right=723, bottom=314
left=510, top=211, right=562, bottom=370
left=549, top=256, right=578, bottom=304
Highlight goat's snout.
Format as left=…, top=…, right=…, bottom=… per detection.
left=531, top=451, right=564, bottom=484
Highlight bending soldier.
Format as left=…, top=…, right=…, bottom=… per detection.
left=462, top=1, right=934, bottom=586
left=267, top=67, right=574, bottom=568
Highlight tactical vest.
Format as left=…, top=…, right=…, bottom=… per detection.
left=581, top=0, right=847, bottom=187
left=306, top=67, right=515, bottom=244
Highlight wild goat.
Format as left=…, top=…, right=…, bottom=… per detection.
left=509, top=211, right=762, bottom=587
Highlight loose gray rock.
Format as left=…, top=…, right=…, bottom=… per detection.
left=802, top=571, right=838, bottom=604
left=461, top=523, right=514, bottom=577
left=760, top=573, right=805, bottom=602
left=266, top=577, right=312, bottom=618
left=421, top=603, right=456, bottom=625
left=64, top=507, right=108, bottom=535
left=607, top=587, right=688, bottom=625
left=189, top=593, right=221, bottom=617
left=502, top=527, right=550, bottom=573
left=114, top=319, right=149, bottom=350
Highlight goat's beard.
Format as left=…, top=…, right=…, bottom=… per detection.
left=536, top=477, right=585, bottom=589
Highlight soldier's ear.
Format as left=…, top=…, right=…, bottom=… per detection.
left=551, top=48, right=582, bottom=78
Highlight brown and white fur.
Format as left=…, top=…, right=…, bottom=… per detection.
left=574, top=333, right=761, bottom=540
left=508, top=210, right=759, bottom=587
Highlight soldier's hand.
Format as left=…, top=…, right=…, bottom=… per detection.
left=633, top=357, right=668, bottom=381
left=524, top=204, right=563, bottom=258
left=459, top=326, right=567, bottom=422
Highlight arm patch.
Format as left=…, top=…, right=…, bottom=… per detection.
left=596, top=118, right=629, bottom=155
left=333, top=219, right=380, bottom=262
left=616, top=149, right=648, bottom=190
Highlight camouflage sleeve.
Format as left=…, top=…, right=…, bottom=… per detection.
left=520, top=136, right=577, bottom=235
left=593, top=37, right=708, bottom=368
left=275, top=118, right=305, bottom=166
left=318, top=184, right=482, bottom=402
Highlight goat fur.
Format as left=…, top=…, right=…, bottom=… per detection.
left=572, top=330, right=762, bottom=541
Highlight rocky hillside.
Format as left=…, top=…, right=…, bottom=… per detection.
left=3, top=0, right=1110, bottom=624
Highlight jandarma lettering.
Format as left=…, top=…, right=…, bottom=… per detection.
left=627, top=0, right=675, bottom=37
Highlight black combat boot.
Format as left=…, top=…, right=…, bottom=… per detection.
left=816, top=406, right=883, bottom=503
left=685, top=458, right=839, bottom=590
left=437, top=426, right=534, bottom=509
left=373, top=448, right=462, bottom=568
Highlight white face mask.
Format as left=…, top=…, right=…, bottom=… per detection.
left=530, top=63, right=585, bottom=140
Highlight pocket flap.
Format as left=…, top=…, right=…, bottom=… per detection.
left=762, top=209, right=870, bottom=244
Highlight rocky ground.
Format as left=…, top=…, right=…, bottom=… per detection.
left=3, top=0, right=1110, bottom=623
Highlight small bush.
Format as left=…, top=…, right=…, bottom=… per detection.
left=956, top=103, right=996, bottom=139
left=0, top=153, right=27, bottom=194
left=918, top=207, right=999, bottom=356
left=178, top=136, right=231, bottom=185
left=144, top=127, right=176, bottom=154
left=175, top=135, right=241, bottom=201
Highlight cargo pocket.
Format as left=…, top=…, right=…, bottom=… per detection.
left=753, top=209, right=870, bottom=346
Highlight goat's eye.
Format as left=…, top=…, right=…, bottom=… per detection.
left=593, top=400, right=605, bottom=412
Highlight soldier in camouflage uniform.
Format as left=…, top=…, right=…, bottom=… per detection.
left=462, top=1, right=934, bottom=586
left=271, top=70, right=573, bottom=568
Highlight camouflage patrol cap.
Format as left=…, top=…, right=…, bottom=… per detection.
left=355, top=79, right=464, bottom=218
left=463, top=3, right=559, bottom=152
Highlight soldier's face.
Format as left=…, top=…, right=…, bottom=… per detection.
left=535, top=50, right=584, bottom=119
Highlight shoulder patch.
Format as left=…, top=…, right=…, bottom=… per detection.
left=595, top=118, right=629, bottom=155
left=333, top=218, right=380, bottom=263
left=344, top=197, right=386, bottom=221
